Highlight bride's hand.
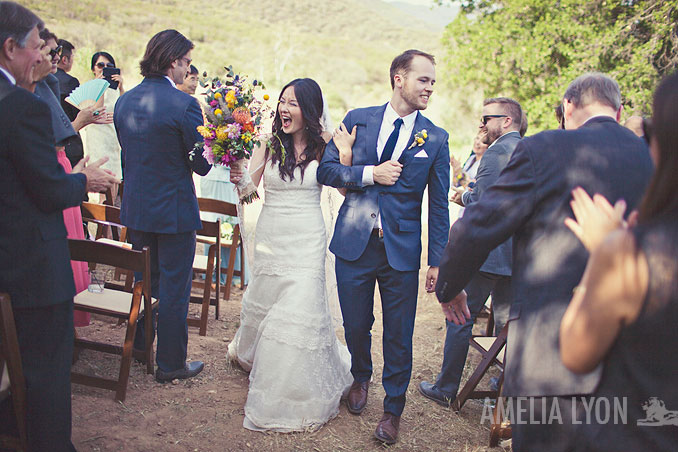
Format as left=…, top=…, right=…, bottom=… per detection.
left=333, top=123, right=356, bottom=166
left=230, top=167, right=244, bottom=184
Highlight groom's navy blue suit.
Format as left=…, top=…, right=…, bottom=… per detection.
left=318, top=104, right=449, bottom=415
left=114, top=76, right=211, bottom=372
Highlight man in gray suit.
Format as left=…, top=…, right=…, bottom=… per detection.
left=419, top=97, right=523, bottom=406
left=436, top=74, right=653, bottom=451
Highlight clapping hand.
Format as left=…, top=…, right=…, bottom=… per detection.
left=440, top=290, right=471, bottom=325
left=333, top=123, right=356, bottom=166
left=564, top=187, right=635, bottom=252
left=450, top=186, right=465, bottom=206
left=72, top=156, right=120, bottom=193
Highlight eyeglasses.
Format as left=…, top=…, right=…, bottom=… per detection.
left=480, top=115, right=507, bottom=125
left=179, top=57, right=192, bottom=66
left=95, top=62, right=115, bottom=69
left=642, top=117, right=652, bottom=145
left=48, top=45, right=62, bottom=60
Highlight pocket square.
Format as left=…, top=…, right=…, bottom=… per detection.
left=414, top=149, right=428, bottom=158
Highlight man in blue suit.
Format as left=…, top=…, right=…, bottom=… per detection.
left=318, top=49, right=450, bottom=444
left=114, top=29, right=211, bottom=382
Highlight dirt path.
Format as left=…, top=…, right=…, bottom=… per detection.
left=71, top=259, right=508, bottom=451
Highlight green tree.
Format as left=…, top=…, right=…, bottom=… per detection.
left=438, top=0, right=678, bottom=132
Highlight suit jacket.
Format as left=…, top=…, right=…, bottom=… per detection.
left=461, top=131, right=521, bottom=276
left=34, top=75, right=77, bottom=146
left=114, top=76, right=211, bottom=234
left=317, top=104, right=450, bottom=271
left=0, top=73, right=87, bottom=308
left=54, top=69, right=84, bottom=165
left=436, top=117, right=653, bottom=397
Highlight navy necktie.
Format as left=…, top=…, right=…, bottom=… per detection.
left=379, top=118, right=403, bottom=164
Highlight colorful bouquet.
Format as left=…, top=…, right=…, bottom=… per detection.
left=194, top=66, right=273, bottom=204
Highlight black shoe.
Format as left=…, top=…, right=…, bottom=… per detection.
left=418, top=381, right=453, bottom=407
left=155, top=361, right=205, bottom=383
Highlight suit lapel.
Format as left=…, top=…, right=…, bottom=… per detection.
left=365, top=104, right=387, bottom=164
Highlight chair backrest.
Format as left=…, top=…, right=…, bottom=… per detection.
left=197, top=198, right=238, bottom=217
left=0, top=292, right=28, bottom=448
left=81, top=202, right=126, bottom=241
left=68, top=239, right=150, bottom=300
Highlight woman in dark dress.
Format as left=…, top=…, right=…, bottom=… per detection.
left=560, top=73, right=678, bottom=452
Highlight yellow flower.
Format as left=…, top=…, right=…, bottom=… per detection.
left=214, top=92, right=222, bottom=99
left=422, top=130, right=428, bottom=139
left=225, top=90, right=237, bottom=108
left=215, top=125, right=229, bottom=141
left=197, top=126, right=212, bottom=138
left=263, top=94, right=270, bottom=101
left=214, top=109, right=223, bottom=116
left=242, top=133, right=252, bottom=143
left=416, top=137, right=424, bottom=145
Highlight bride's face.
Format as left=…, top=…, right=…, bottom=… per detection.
left=278, top=86, right=305, bottom=136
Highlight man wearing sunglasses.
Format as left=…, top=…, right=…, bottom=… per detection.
left=419, top=97, right=522, bottom=408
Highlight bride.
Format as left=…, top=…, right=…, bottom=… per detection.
left=227, top=78, right=353, bottom=432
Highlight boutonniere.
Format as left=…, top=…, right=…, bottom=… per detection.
left=408, top=129, right=428, bottom=149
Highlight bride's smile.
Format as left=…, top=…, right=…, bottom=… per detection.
left=278, top=86, right=304, bottom=135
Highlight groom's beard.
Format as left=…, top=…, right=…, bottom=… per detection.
left=402, top=89, right=430, bottom=111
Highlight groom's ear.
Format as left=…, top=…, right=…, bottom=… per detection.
left=393, top=72, right=404, bottom=90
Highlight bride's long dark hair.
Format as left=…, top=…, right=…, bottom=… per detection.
left=266, top=78, right=326, bottom=182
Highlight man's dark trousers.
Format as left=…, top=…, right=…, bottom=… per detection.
left=435, top=271, right=511, bottom=397
left=130, top=229, right=196, bottom=373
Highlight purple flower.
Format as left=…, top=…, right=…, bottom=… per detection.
left=210, top=100, right=218, bottom=107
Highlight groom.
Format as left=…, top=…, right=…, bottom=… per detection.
left=318, top=49, right=450, bottom=444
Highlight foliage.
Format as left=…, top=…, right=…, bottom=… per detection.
left=437, top=0, right=678, bottom=132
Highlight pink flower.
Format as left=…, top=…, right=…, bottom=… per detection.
left=210, top=100, right=218, bottom=107
left=203, top=145, right=215, bottom=165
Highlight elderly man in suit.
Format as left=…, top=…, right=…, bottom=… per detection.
left=114, top=29, right=211, bottom=383
left=419, top=97, right=523, bottom=407
left=318, top=49, right=450, bottom=444
left=0, top=3, right=117, bottom=449
left=436, top=73, right=653, bottom=451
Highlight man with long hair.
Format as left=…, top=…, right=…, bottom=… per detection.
left=114, top=29, right=211, bottom=383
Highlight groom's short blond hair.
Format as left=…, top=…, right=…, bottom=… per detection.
left=390, top=49, right=435, bottom=89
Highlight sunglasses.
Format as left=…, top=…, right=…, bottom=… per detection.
left=642, top=117, right=652, bottom=145
left=48, top=45, right=62, bottom=60
left=95, top=62, right=115, bottom=69
left=481, top=115, right=507, bottom=125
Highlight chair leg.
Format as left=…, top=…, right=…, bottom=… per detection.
left=144, top=298, right=154, bottom=375
left=452, top=325, right=508, bottom=411
left=116, top=291, right=143, bottom=401
left=198, top=246, right=216, bottom=336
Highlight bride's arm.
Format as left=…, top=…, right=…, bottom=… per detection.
left=231, top=137, right=268, bottom=188
left=327, top=124, right=356, bottom=196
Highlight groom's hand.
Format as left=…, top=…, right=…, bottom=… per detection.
left=425, top=266, right=439, bottom=292
left=373, top=161, right=402, bottom=186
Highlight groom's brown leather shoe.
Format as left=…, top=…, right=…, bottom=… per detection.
left=374, top=412, right=400, bottom=444
left=346, top=381, right=369, bottom=414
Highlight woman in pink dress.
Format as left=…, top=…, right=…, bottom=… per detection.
left=56, top=149, right=91, bottom=326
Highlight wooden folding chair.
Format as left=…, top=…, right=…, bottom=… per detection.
left=452, top=323, right=511, bottom=446
left=197, top=198, right=245, bottom=300
left=0, top=293, right=28, bottom=452
left=80, top=202, right=131, bottom=289
left=189, top=213, right=221, bottom=337
left=68, top=239, right=156, bottom=401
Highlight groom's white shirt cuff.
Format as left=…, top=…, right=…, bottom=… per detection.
left=362, top=165, right=375, bottom=186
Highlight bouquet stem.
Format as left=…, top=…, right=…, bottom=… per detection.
left=232, top=158, right=259, bottom=204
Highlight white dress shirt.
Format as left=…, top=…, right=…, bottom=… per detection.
left=0, top=65, right=16, bottom=85
left=165, top=75, right=177, bottom=88
left=361, top=103, right=418, bottom=186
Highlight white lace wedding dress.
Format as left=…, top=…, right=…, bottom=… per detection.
left=227, top=159, right=352, bottom=432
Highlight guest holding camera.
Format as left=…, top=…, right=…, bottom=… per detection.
left=81, top=51, right=123, bottom=202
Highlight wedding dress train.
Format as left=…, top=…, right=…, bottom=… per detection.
left=228, top=159, right=352, bottom=432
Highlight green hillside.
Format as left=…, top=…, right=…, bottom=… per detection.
left=20, top=0, right=477, bottom=153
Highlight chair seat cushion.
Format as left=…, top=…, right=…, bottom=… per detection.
left=74, top=288, right=144, bottom=315
left=96, top=238, right=132, bottom=249
left=472, top=337, right=506, bottom=364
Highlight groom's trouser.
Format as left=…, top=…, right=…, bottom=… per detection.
left=129, top=229, right=196, bottom=372
left=336, top=232, right=419, bottom=416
